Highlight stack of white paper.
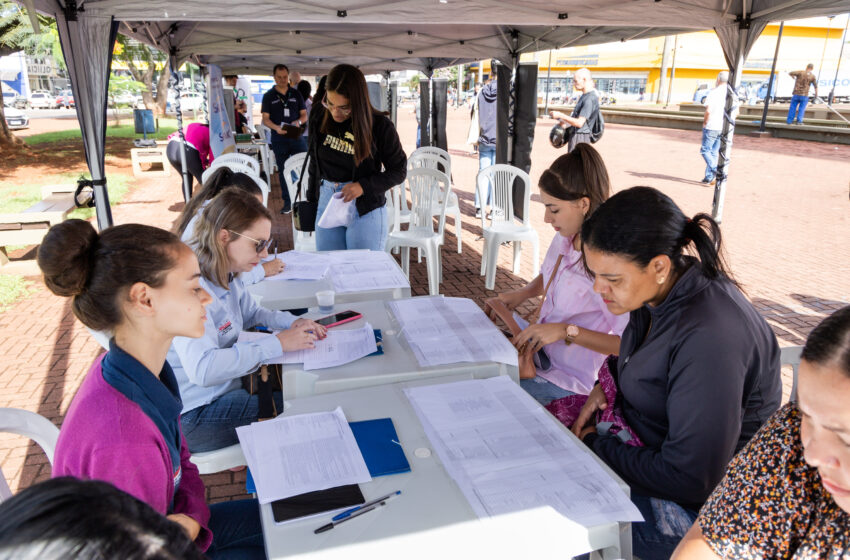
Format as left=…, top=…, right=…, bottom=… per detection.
left=404, top=377, right=643, bottom=528
left=388, top=297, right=518, bottom=367
left=263, top=251, right=331, bottom=281
left=236, top=407, right=371, bottom=504
left=236, top=323, right=377, bottom=370
left=328, top=251, right=410, bottom=293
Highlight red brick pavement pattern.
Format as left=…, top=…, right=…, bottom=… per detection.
left=1, top=106, right=847, bottom=505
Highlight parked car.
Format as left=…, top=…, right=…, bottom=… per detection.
left=2, top=91, right=16, bottom=107
left=28, top=91, right=56, bottom=109
left=55, top=90, right=76, bottom=108
left=4, top=106, right=29, bottom=130
left=166, top=91, right=205, bottom=113
left=111, top=92, right=139, bottom=106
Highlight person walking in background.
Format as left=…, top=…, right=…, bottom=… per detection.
left=296, top=80, right=313, bottom=142
left=787, top=63, right=818, bottom=125
left=306, top=64, right=406, bottom=252
left=474, top=76, right=497, bottom=219
left=549, top=68, right=601, bottom=152
left=699, top=71, right=738, bottom=186
left=261, top=64, right=308, bottom=214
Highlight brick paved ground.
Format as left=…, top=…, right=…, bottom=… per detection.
left=1, top=105, right=848, bottom=504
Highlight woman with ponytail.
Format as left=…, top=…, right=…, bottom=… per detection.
left=38, top=220, right=265, bottom=558
left=573, top=186, right=781, bottom=559
left=484, top=144, right=628, bottom=404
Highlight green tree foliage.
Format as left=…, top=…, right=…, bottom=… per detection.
left=113, top=34, right=170, bottom=115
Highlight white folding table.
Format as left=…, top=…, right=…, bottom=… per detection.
left=278, top=298, right=518, bottom=399
left=247, top=254, right=411, bottom=311
left=258, top=375, right=632, bottom=559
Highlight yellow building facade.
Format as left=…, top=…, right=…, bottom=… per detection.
left=515, top=15, right=848, bottom=104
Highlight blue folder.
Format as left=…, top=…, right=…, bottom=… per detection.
left=349, top=418, right=411, bottom=477
left=246, top=416, right=409, bottom=493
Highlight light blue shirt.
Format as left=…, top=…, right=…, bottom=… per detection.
left=182, top=202, right=265, bottom=285
left=168, top=274, right=295, bottom=414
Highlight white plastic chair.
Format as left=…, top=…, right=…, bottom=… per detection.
left=189, top=444, right=247, bottom=475
left=212, top=152, right=260, bottom=175
left=0, top=408, right=60, bottom=503
left=408, top=150, right=462, bottom=255
left=477, top=164, right=540, bottom=291
left=201, top=160, right=255, bottom=184
left=385, top=168, right=451, bottom=296
left=283, top=153, right=317, bottom=252
left=780, top=345, right=803, bottom=403
left=201, top=162, right=270, bottom=207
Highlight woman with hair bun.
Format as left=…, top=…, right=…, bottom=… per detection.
left=574, top=186, right=782, bottom=559
left=38, top=219, right=265, bottom=559
left=485, top=143, right=627, bottom=404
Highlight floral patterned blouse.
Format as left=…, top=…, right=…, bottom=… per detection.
left=699, top=403, right=850, bottom=559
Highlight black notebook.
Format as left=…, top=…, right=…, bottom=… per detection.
left=271, top=484, right=365, bottom=524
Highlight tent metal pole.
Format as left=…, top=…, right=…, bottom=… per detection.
left=759, top=22, right=784, bottom=132
left=543, top=49, right=552, bottom=115
left=506, top=30, right=519, bottom=166
left=711, top=30, right=745, bottom=223
left=170, top=56, right=192, bottom=203
left=828, top=15, right=849, bottom=105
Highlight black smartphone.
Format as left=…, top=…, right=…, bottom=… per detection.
left=315, top=310, right=363, bottom=328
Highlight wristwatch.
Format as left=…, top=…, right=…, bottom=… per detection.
left=564, top=324, right=580, bottom=345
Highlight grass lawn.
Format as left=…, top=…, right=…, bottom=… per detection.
left=0, top=275, right=34, bottom=312
left=24, top=117, right=184, bottom=145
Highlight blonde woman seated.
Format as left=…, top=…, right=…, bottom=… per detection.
left=485, top=144, right=627, bottom=405
left=168, top=188, right=326, bottom=452
left=673, top=306, right=850, bottom=559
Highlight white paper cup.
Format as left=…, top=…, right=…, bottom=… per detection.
left=316, top=290, right=335, bottom=313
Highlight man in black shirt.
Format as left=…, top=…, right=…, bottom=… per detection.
left=261, top=64, right=307, bottom=214
left=550, top=68, right=600, bottom=152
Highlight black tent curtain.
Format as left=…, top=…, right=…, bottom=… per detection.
left=495, top=62, right=538, bottom=222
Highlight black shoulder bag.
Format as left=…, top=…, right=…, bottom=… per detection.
left=292, top=135, right=317, bottom=232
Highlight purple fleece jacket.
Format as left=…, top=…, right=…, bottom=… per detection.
left=52, top=354, right=213, bottom=551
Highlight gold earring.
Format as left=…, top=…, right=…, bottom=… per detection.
left=658, top=277, right=665, bottom=284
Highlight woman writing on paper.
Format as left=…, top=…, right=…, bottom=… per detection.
left=306, top=64, right=407, bottom=251
left=37, top=219, right=265, bottom=558
left=573, top=186, right=781, bottom=559
left=169, top=188, right=326, bottom=452
left=485, top=144, right=628, bottom=405
left=174, top=167, right=285, bottom=284
left=673, top=306, right=850, bottom=559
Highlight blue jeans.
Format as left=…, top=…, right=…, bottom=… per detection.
left=270, top=136, right=307, bottom=208
left=474, top=144, right=496, bottom=209
left=699, top=128, right=721, bottom=181
left=630, top=494, right=699, bottom=560
left=520, top=377, right=573, bottom=406
left=181, top=389, right=284, bottom=452
left=207, top=498, right=266, bottom=560
left=787, top=94, right=809, bottom=124
left=315, top=180, right=388, bottom=251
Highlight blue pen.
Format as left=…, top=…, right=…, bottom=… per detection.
left=331, top=490, right=401, bottom=521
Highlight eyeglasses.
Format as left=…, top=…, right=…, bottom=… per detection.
left=227, top=230, right=273, bottom=254
left=322, top=95, right=352, bottom=116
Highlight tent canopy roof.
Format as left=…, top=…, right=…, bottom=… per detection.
left=25, top=0, right=850, bottom=74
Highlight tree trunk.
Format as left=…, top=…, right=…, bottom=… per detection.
left=0, top=81, right=23, bottom=146
left=155, top=59, right=170, bottom=117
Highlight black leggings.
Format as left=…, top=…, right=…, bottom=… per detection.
left=166, top=140, right=204, bottom=193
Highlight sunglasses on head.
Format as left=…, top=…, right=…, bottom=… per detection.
left=227, top=229, right=273, bottom=254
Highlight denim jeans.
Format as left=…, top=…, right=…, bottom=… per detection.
left=474, top=144, right=497, bottom=209
left=315, top=180, right=388, bottom=251
left=207, top=498, right=266, bottom=560
left=520, top=377, right=573, bottom=406
left=270, top=136, right=307, bottom=208
left=699, top=128, right=721, bottom=181
left=630, top=494, right=699, bottom=560
left=787, top=94, right=809, bottom=124
left=181, top=389, right=284, bottom=453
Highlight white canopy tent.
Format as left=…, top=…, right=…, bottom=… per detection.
left=17, top=0, right=850, bottom=228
